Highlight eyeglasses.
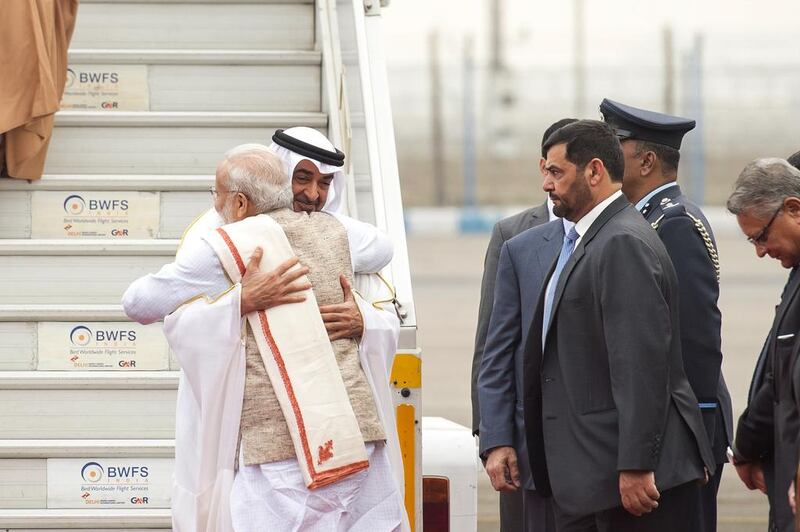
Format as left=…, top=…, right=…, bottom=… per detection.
left=209, top=185, right=240, bottom=199
left=748, top=206, right=783, bottom=246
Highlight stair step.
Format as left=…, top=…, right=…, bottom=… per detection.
left=0, top=178, right=211, bottom=239
left=0, top=240, right=177, bottom=256
left=72, top=2, right=313, bottom=51
left=66, top=50, right=321, bottom=112
left=0, top=306, right=128, bottom=322
left=68, top=48, right=321, bottom=65
left=45, top=113, right=326, bottom=175
left=0, top=448, right=175, bottom=510
left=0, top=173, right=371, bottom=239
left=0, top=244, right=175, bottom=304
left=0, top=312, right=174, bottom=371
left=0, top=508, right=171, bottom=528
left=0, top=372, right=179, bottom=390
left=53, top=111, right=325, bottom=127
left=0, top=175, right=212, bottom=191
left=0, top=373, right=177, bottom=438
left=0, top=440, right=174, bottom=459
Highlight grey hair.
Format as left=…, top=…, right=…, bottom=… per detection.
left=727, top=158, right=800, bottom=218
left=218, top=143, right=293, bottom=213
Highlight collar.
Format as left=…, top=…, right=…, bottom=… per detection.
left=547, top=197, right=557, bottom=221
left=635, top=181, right=678, bottom=212
left=574, top=190, right=624, bottom=243
left=548, top=196, right=573, bottom=233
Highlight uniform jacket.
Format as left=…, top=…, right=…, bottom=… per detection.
left=523, top=194, right=715, bottom=515
left=471, top=202, right=550, bottom=433
left=641, top=184, right=733, bottom=463
left=477, top=219, right=564, bottom=489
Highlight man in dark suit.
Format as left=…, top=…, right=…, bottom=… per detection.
left=600, top=98, right=733, bottom=532
left=471, top=118, right=576, bottom=531
left=478, top=217, right=569, bottom=530
left=524, top=120, right=715, bottom=531
left=728, top=157, right=800, bottom=532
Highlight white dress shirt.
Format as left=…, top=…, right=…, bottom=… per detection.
left=573, top=189, right=624, bottom=247
left=541, top=189, right=624, bottom=333
left=122, top=211, right=394, bottom=325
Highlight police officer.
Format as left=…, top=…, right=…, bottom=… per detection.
left=601, top=99, right=733, bottom=532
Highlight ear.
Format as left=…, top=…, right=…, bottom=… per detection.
left=586, top=158, right=604, bottom=186
left=235, top=192, right=249, bottom=217
left=640, top=150, right=656, bottom=177
left=784, top=197, right=800, bottom=220
left=538, top=157, right=546, bottom=175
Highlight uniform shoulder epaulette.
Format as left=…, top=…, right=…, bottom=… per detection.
left=651, top=198, right=720, bottom=283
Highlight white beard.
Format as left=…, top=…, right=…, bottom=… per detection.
left=218, top=203, right=236, bottom=225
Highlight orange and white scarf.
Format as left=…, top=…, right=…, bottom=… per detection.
left=203, top=214, right=369, bottom=489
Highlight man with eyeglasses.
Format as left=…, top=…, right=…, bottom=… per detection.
left=601, top=99, right=732, bottom=532
left=728, top=156, right=800, bottom=532
left=123, top=144, right=408, bottom=531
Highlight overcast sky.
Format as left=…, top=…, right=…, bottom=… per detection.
left=382, top=0, right=800, bottom=69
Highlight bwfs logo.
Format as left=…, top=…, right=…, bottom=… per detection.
left=63, top=195, right=86, bottom=215
left=81, top=462, right=104, bottom=483
left=80, top=461, right=150, bottom=483
left=70, top=326, right=92, bottom=346
left=69, top=325, right=137, bottom=346
left=63, top=194, right=129, bottom=214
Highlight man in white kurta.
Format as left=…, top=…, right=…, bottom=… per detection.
left=123, top=144, right=407, bottom=531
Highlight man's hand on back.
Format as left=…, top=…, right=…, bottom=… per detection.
left=619, top=470, right=659, bottom=516
left=240, top=247, right=311, bottom=315
left=319, top=275, right=363, bottom=341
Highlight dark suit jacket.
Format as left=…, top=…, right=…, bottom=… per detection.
left=523, top=194, right=715, bottom=515
left=477, top=219, right=564, bottom=489
left=737, top=267, right=800, bottom=531
left=471, top=202, right=550, bottom=433
left=642, top=184, right=733, bottom=463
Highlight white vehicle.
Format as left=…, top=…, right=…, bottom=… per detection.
left=0, top=0, right=477, bottom=530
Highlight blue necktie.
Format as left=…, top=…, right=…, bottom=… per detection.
left=542, top=226, right=579, bottom=347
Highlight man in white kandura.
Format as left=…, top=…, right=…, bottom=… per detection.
left=123, top=141, right=408, bottom=532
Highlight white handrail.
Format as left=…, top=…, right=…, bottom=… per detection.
left=317, top=0, right=357, bottom=216
left=346, top=0, right=416, bottom=328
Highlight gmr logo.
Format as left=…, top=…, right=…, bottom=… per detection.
left=130, top=497, right=149, bottom=505
left=63, top=195, right=86, bottom=215
left=70, top=326, right=92, bottom=346
left=81, top=462, right=104, bottom=483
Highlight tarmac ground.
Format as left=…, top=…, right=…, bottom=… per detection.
left=408, top=224, right=788, bottom=531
